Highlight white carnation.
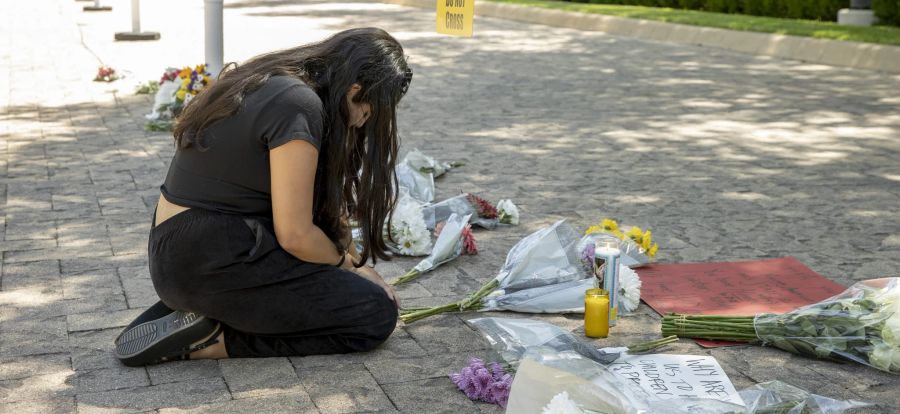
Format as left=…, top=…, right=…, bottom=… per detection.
left=542, top=391, right=584, bottom=414
left=389, top=195, right=431, bottom=256
left=497, top=199, right=520, bottom=225
left=618, top=265, right=642, bottom=313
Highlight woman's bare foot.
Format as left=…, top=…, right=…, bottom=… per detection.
left=189, top=331, right=228, bottom=360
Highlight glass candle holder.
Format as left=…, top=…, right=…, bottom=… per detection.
left=584, top=288, right=610, bottom=338
left=595, top=242, right=621, bottom=327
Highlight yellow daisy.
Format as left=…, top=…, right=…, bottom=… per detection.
left=648, top=243, right=659, bottom=258
left=642, top=230, right=652, bottom=251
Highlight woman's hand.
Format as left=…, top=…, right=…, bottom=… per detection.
left=349, top=265, right=399, bottom=308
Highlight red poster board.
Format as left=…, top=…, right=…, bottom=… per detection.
left=639, top=257, right=846, bottom=347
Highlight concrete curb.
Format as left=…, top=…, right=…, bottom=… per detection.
left=381, top=0, right=900, bottom=73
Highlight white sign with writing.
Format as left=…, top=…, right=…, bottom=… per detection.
left=606, top=354, right=744, bottom=407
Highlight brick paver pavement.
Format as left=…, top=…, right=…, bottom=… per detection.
left=2, top=0, right=899, bottom=412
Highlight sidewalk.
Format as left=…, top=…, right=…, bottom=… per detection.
left=1, top=0, right=899, bottom=412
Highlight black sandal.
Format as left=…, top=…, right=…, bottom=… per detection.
left=115, top=310, right=221, bottom=367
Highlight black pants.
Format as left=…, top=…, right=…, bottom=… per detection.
left=148, top=208, right=398, bottom=357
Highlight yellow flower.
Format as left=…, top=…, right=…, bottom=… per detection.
left=642, top=230, right=652, bottom=251
left=179, top=67, right=192, bottom=78
left=585, top=225, right=602, bottom=235
left=611, top=229, right=624, bottom=239
left=601, top=218, right=619, bottom=232
left=626, top=227, right=643, bottom=243
left=195, top=64, right=205, bottom=74
left=175, top=89, right=186, bottom=101
left=647, top=243, right=658, bottom=258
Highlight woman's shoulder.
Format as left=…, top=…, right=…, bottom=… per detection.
left=258, top=76, right=322, bottom=111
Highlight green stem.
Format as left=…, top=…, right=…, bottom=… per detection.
left=459, top=279, right=499, bottom=310
left=627, top=335, right=679, bottom=353
left=399, top=302, right=460, bottom=324
left=391, top=269, right=420, bottom=286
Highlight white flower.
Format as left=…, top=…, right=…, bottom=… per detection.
left=868, top=342, right=900, bottom=373
left=497, top=199, right=520, bottom=225
left=389, top=195, right=431, bottom=256
left=618, top=265, right=642, bottom=313
left=882, top=313, right=900, bottom=347
left=542, top=391, right=584, bottom=414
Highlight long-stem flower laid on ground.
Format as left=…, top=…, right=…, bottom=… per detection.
left=422, top=193, right=518, bottom=230
left=662, top=278, right=900, bottom=373
left=391, top=213, right=474, bottom=286
left=400, top=220, right=587, bottom=323
left=395, top=149, right=462, bottom=203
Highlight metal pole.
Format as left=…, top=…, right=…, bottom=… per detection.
left=205, top=0, right=224, bottom=77
left=131, top=0, right=141, bottom=33
left=114, top=0, right=159, bottom=41
left=83, top=0, right=111, bottom=11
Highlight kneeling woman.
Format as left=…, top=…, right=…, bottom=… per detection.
left=114, top=28, right=411, bottom=365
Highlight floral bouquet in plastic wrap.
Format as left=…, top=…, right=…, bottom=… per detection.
left=400, top=220, right=591, bottom=323
left=579, top=218, right=658, bottom=268
left=423, top=193, right=519, bottom=230
left=145, top=65, right=213, bottom=131
left=662, top=277, right=900, bottom=373
left=391, top=213, right=476, bottom=286
left=395, top=149, right=463, bottom=203
left=385, top=191, right=433, bottom=256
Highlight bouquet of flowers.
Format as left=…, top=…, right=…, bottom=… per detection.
left=386, top=191, right=432, bottom=256
left=400, top=220, right=589, bottom=323
left=391, top=213, right=476, bottom=285
left=423, top=193, right=519, bottom=230
left=395, top=149, right=463, bottom=203
left=94, top=66, right=120, bottom=82
left=580, top=218, right=658, bottom=268
left=661, top=277, right=900, bottom=373
left=145, top=65, right=213, bottom=131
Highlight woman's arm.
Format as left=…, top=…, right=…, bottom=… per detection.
left=269, top=140, right=347, bottom=266
left=270, top=140, right=398, bottom=306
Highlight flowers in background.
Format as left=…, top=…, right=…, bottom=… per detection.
left=585, top=218, right=623, bottom=239
left=449, top=357, right=513, bottom=408
left=618, top=266, right=642, bottom=313
left=467, top=193, right=498, bottom=219
left=497, top=199, right=519, bottom=225
left=583, top=218, right=659, bottom=266
left=625, top=227, right=658, bottom=258
left=422, top=193, right=519, bottom=230
left=145, top=65, right=213, bottom=131
left=542, top=392, right=585, bottom=414
left=94, top=66, right=120, bottom=82
left=387, top=193, right=432, bottom=256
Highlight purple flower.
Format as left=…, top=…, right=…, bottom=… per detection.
left=581, top=241, right=596, bottom=273
left=449, top=357, right=513, bottom=407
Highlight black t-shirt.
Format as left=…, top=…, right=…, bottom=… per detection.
left=160, top=76, right=325, bottom=216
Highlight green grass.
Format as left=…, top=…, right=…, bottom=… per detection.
left=487, top=0, right=900, bottom=46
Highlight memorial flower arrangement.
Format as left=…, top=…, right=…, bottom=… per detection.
left=145, top=65, right=213, bottom=131
left=94, top=66, right=120, bottom=82
left=662, top=278, right=900, bottom=373
left=580, top=218, right=658, bottom=268
left=449, top=357, right=513, bottom=407
left=391, top=213, right=476, bottom=286
left=497, top=199, right=520, bottom=225
left=422, top=193, right=519, bottom=230
left=400, top=221, right=588, bottom=323
left=386, top=193, right=432, bottom=256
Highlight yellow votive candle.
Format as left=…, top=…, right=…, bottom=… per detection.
left=584, top=288, right=610, bottom=338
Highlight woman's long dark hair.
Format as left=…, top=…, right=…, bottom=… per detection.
left=174, top=27, right=411, bottom=266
